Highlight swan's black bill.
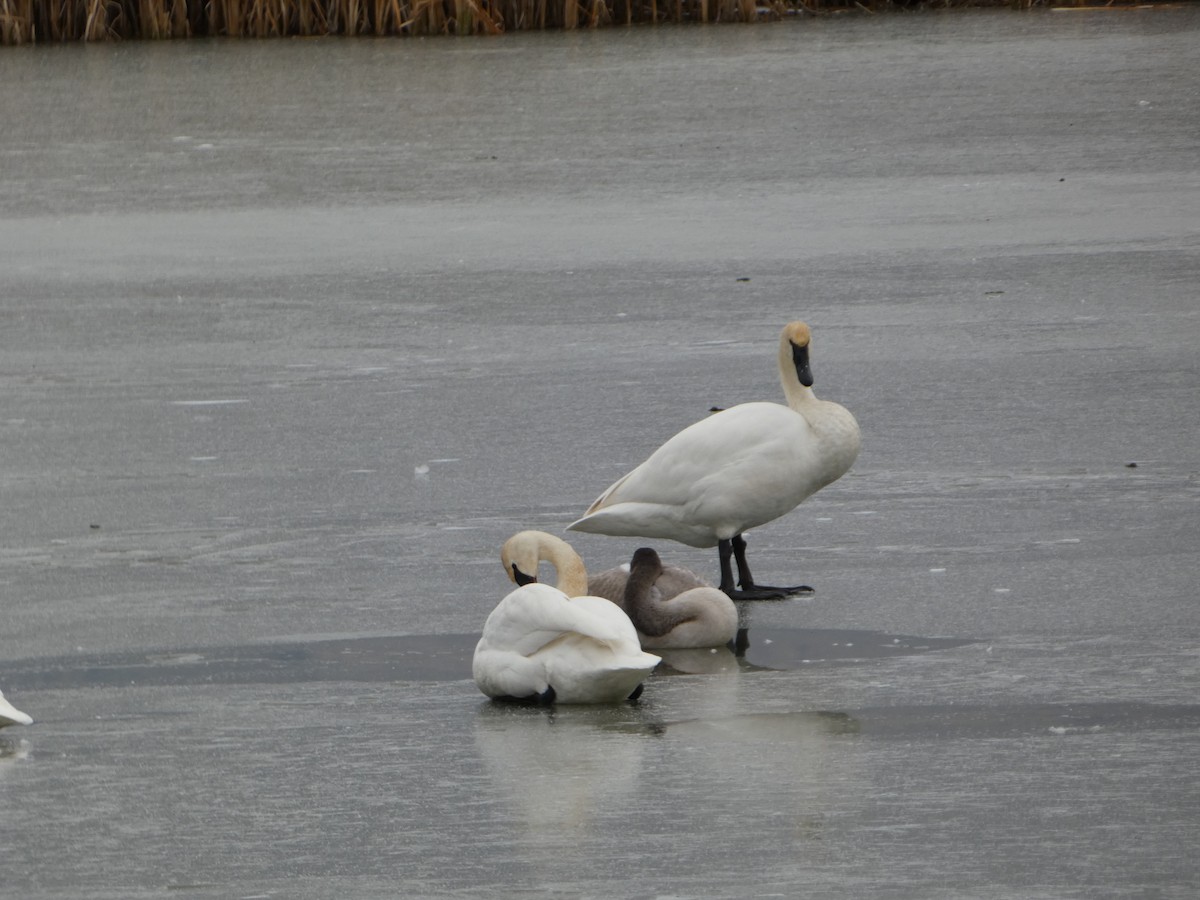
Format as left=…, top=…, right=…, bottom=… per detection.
left=791, top=341, right=813, bottom=387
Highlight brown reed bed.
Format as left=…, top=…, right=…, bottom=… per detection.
left=0, top=0, right=1096, bottom=44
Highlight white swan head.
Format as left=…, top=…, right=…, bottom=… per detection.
left=500, top=530, right=589, bottom=597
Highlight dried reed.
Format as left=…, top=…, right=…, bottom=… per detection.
left=0, top=0, right=1040, bottom=43
left=0, top=0, right=32, bottom=44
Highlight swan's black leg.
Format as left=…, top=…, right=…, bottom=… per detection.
left=722, top=533, right=813, bottom=599
left=718, top=538, right=738, bottom=595
left=627, top=683, right=645, bottom=702
left=536, top=685, right=557, bottom=705
left=718, top=538, right=787, bottom=599
left=732, top=627, right=750, bottom=657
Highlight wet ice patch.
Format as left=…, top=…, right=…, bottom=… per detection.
left=855, top=702, right=1200, bottom=740
left=705, top=628, right=975, bottom=673
left=7, top=628, right=976, bottom=691
left=170, top=399, right=249, bottom=407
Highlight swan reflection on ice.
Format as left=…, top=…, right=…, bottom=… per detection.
left=473, top=702, right=649, bottom=846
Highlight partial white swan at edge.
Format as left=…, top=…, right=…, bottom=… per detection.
left=0, top=689, right=32, bottom=728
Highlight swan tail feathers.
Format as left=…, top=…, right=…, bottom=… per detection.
left=569, top=505, right=716, bottom=548
left=582, top=469, right=636, bottom=516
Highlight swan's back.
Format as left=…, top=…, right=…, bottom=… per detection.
left=589, top=551, right=737, bottom=650
left=473, top=584, right=660, bottom=703
left=573, top=401, right=852, bottom=547
left=588, top=562, right=711, bottom=610
left=636, top=586, right=738, bottom=650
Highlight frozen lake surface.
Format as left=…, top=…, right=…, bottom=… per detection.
left=2, top=8, right=1199, bottom=898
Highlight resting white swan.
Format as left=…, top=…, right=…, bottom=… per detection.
left=473, top=532, right=661, bottom=704
left=569, top=321, right=860, bottom=600
left=588, top=548, right=738, bottom=650
left=0, top=689, right=32, bottom=728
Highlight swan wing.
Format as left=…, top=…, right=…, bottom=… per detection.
left=480, top=584, right=641, bottom=657
left=570, top=403, right=814, bottom=544
left=536, top=595, right=661, bottom=701
left=589, top=403, right=810, bottom=508
left=585, top=565, right=630, bottom=608
left=587, top=562, right=707, bottom=603
left=472, top=647, right=550, bottom=700
left=636, top=586, right=739, bottom=650
left=474, top=586, right=658, bottom=701
left=475, top=588, right=660, bottom=703
left=654, top=563, right=711, bottom=594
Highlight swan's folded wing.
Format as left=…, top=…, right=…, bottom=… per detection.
left=484, top=584, right=639, bottom=657
left=580, top=402, right=808, bottom=513
left=656, top=564, right=711, bottom=593
left=584, top=565, right=630, bottom=607
left=472, top=648, right=547, bottom=699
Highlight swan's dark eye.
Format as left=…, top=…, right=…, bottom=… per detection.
left=512, top=564, right=537, bottom=586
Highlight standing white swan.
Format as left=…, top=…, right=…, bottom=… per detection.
left=0, top=689, right=32, bottom=728
left=473, top=532, right=661, bottom=704
left=569, top=321, right=860, bottom=600
left=588, top=548, right=738, bottom=650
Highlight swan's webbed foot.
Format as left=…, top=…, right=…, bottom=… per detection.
left=536, top=685, right=557, bottom=705
left=726, top=585, right=803, bottom=601
left=718, top=536, right=816, bottom=601
left=627, top=683, right=645, bottom=702
left=734, top=582, right=814, bottom=600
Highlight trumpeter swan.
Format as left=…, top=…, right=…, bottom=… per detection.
left=0, top=690, right=31, bottom=728
left=588, top=548, right=738, bottom=650
left=569, top=321, right=860, bottom=600
left=473, top=532, right=661, bottom=704
left=504, top=530, right=736, bottom=650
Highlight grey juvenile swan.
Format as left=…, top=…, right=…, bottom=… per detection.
left=588, top=548, right=737, bottom=650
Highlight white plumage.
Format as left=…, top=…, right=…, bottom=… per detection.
left=473, top=532, right=660, bottom=704
left=0, top=689, right=32, bottom=728
left=569, top=321, right=860, bottom=599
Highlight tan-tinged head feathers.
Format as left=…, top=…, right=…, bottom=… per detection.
left=778, top=320, right=816, bottom=402
left=500, top=530, right=544, bottom=584
left=499, top=530, right=589, bottom=597
left=782, top=320, right=811, bottom=348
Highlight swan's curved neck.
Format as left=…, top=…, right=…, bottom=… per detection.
left=778, top=337, right=817, bottom=410
left=622, top=565, right=676, bottom=637
left=539, top=535, right=589, bottom=597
